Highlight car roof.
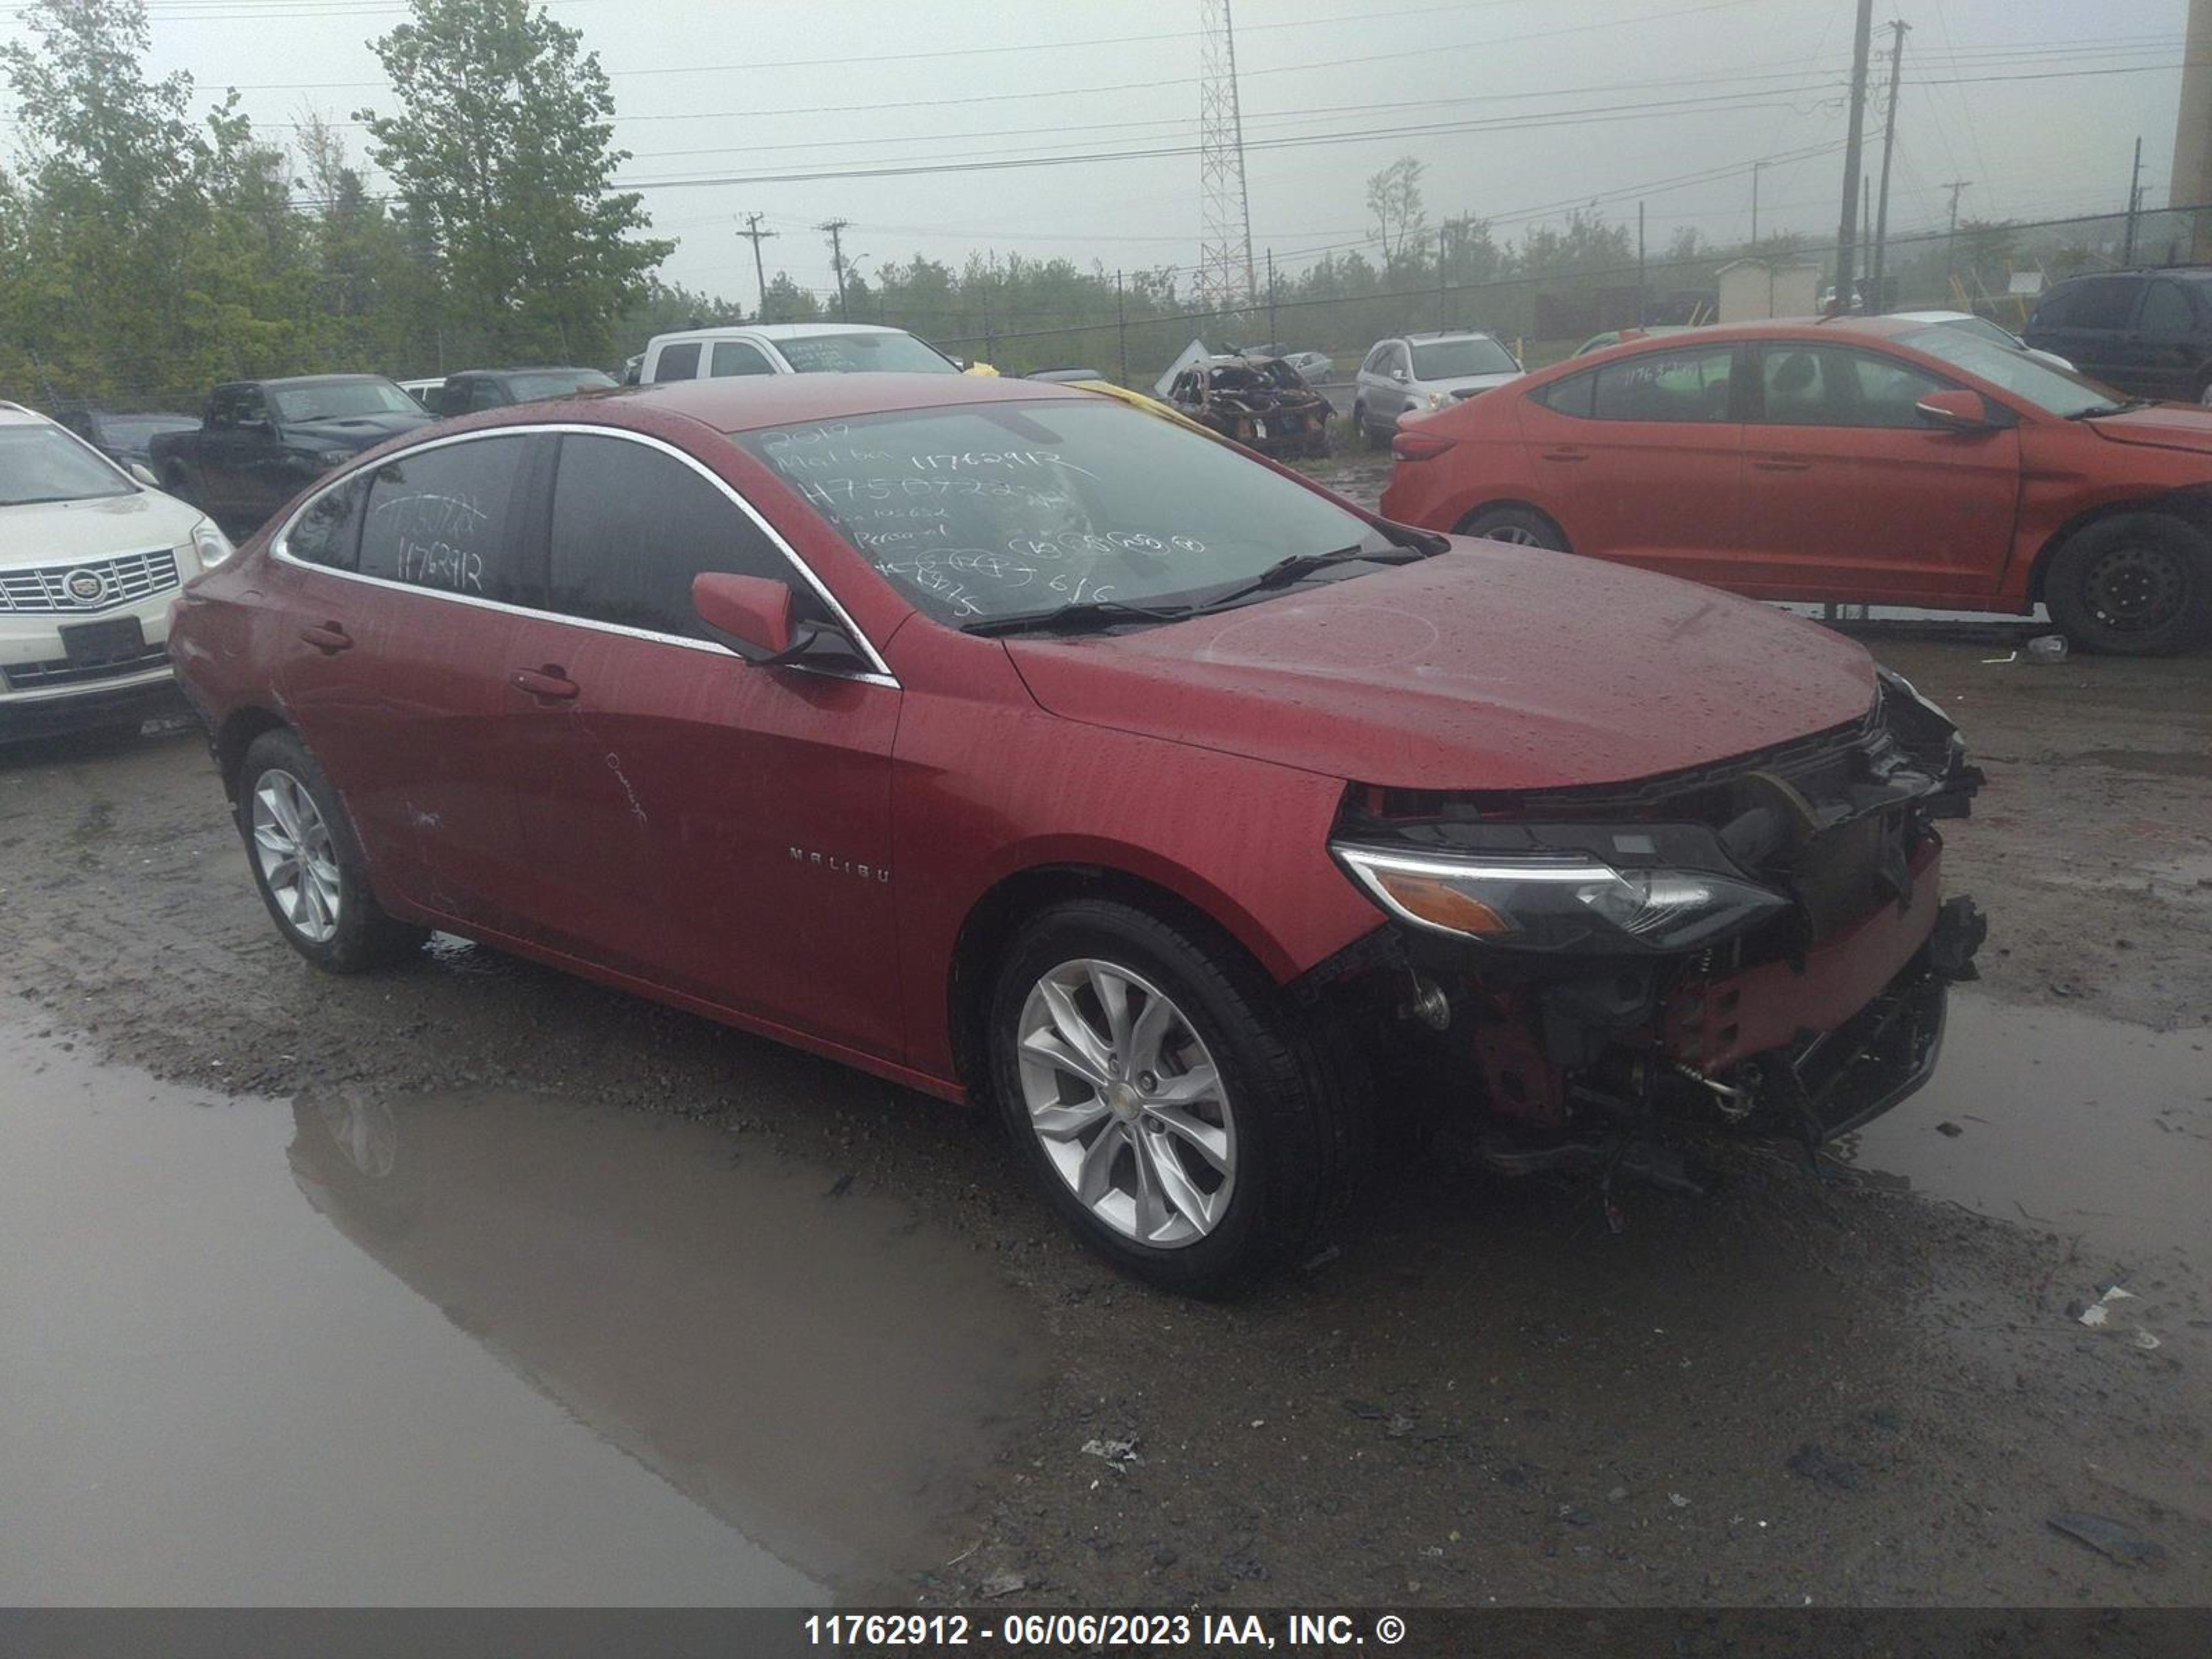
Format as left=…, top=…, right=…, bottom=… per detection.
left=0, top=400, right=57, bottom=427
left=449, top=366, right=607, bottom=378
left=651, top=323, right=919, bottom=344
left=1404, top=330, right=1498, bottom=341
left=227, top=373, right=396, bottom=389
left=577, top=370, right=1093, bottom=433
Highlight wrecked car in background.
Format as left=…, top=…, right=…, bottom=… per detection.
left=1165, top=355, right=1333, bottom=459
left=170, top=373, right=1983, bottom=1295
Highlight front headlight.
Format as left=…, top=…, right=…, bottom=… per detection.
left=1331, top=843, right=1790, bottom=955
left=190, top=518, right=235, bottom=570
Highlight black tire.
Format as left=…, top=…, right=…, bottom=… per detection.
left=1352, top=402, right=1378, bottom=449
left=1459, top=504, right=1568, bottom=551
left=2043, top=512, right=2212, bottom=656
left=984, top=899, right=1369, bottom=1297
left=236, top=728, right=427, bottom=972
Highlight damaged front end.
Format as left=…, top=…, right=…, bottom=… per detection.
left=1309, top=669, right=1987, bottom=1206
left=1167, top=357, right=1334, bottom=459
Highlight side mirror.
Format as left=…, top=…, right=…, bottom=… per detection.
left=694, top=572, right=796, bottom=662
left=1390, top=366, right=1409, bottom=382
left=129, top=462, right=158, bottom=487
left=1916, top=388, right=1992, bottom=431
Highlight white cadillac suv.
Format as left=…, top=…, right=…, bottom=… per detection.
left=1, top=402, right=233, bottom=741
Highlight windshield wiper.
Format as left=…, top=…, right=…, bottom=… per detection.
left=2068, top=397, right=2154, bottom=420
left=964, top=597, right=1197, bottom=637
left=1190, top=543, right=1421, bottom=615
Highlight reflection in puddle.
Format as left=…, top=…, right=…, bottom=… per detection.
left=0, top=1007, right=1042, bottom=1605
left=1840, top=993, right=2212, bottom=1264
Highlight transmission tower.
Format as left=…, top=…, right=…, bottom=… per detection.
left=1195, top=0, right=1256, bottom=311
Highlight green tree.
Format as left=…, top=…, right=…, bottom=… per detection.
left=356, top=0, right=672, bottom=365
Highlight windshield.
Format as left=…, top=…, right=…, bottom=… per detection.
left=0, top=425, right=133, bottom=506
left=1940, top=315, right=2021, bottom=350
left=776, top=332, right=959, bottom=375
left=504, top=369, right=617, bottom=401
left=97, top=414, right=197, bottom=444
left=1410, top=337, right=1517, bottom=379
left=270, top=379, right=422, bottom=422
left=1899, top=326, right=2112, bottom=416
left=740, top=400, right=1386, bottom=625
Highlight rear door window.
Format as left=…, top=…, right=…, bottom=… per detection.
left=1590, top=345, right=1736, bottom=422
left=359, top=435, right=535, bottom=605
left=545, top=434, right=809, bottom=640
left=2139, top=281, right=2196, bottom=337
left=653, top=341, right=703, bottom=382
left=2043, top=277, right=2139, bottom=332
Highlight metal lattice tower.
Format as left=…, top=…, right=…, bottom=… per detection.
left=1194, top=0, right=1256, bottom=310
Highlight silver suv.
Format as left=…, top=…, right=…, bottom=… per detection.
left=1353, top=330, right=1523, bottom=446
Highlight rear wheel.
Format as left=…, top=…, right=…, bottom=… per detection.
left=238, top=729, right=427, bottom=971
left=1459, top=505, right=1568, bottom=551
left=2044, top=512, right=2212, bottom=655
left=985, top=899, right=1367, bottom=1295
left=1353, top=402, right=1377, bottom=449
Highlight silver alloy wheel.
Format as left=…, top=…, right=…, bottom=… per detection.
left=251, top=768, right=342, bottom=944
left=1483, top=523, right=1544, bottom=545
left=1015, top=958, right=1237, bottom=1249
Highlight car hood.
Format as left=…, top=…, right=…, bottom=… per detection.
left=1004, top=543, right=1876, bottom=791
left=1432, top=371, right=1521, bottom=400
left=2083, top=404, right=2212, bottom=455
left=0, top=488, right=205, bottom=567
left=285, top=411, right=433, bottom=449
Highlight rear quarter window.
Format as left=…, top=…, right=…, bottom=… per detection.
left=1530, top=372, right=1595, bottom=418
left=285, top=476, right=368, bottom=571
left=651, top=341, right=703, bottom=382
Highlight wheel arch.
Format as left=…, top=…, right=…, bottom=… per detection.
left=946, top=860, right=1292, bottom=1094
left=2027, top=487, right=2212, bottom=604
left=215, top=705, right=293, bottom=804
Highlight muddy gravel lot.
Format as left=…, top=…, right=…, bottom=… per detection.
left=2, top=529, right=2208, bottom=1611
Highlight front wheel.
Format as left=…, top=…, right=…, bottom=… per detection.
left=986, top=899, right=1367, bottom=1295
left=2044, top=512, right=2212, bottom=655
left=238, top=729, right=428, bottom=971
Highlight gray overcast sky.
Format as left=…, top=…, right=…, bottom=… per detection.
left=1, top=0, right=2191, bottom=305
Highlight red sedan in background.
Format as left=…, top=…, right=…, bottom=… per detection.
left=171, top=373, right=1983, bottom=1293
left=1380, top=317, right=2212, bottom=655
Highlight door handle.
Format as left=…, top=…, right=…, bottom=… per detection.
left=299, top=622, right=352, bottom=654
left=1752, top=456, right=1812, bottom=471
left=509, top=666, right=579, bottom=701
left=1540, top=447, right=1588, bottom=462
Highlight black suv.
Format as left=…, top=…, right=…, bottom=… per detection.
left=2023, top=268, right=2212, bottom=403
left=431, top=366, right=616, bottom=418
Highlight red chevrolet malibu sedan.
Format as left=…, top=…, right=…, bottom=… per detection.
left=169, top=373, right=1985, bottom=1292
left=1381, top=317, right=2212, bottom=655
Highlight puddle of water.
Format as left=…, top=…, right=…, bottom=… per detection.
left=0, top=1006, right=1042, bottom=1605
left=1841, top=993, right=2212, bottom=1266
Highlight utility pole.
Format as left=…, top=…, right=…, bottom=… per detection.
left=1637, top=200, right=1647, bottom=322
left=1436, top=225, right=1449, bottom=329
left=1267, top=247, right=1280, bottom=346
left=737, top=213, right=779, bottom=321
left=1116, top=269, right=1129, bottom=386
left=1751, top=159, right=1764, bottom=244
left=1833, top=0, right=1875, bottom=312
left=1941, top=179, right=1971, bottom=300
left=2124, top=137, right=2144, bottom=264
left=1870, top=19, right=1909, bottom=314
left=818, top=218, right=852, bottom=319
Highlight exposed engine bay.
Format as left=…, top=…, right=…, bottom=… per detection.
left=1165, top=356, right=1334, bottom=459
left=1306, top=668, right=1987, bottom=1214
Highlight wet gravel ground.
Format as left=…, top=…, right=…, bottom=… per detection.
left=1, top=602, right=2208, bottom=1609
